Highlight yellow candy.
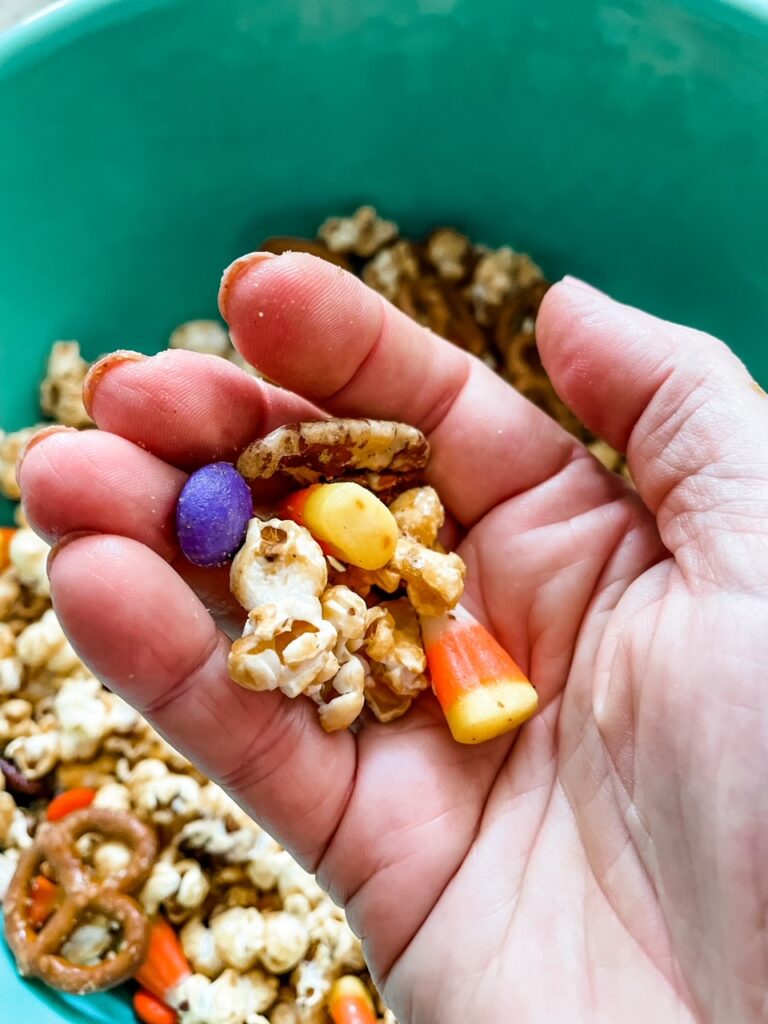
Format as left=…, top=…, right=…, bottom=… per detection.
left=281, top=482, right=398, bottom=570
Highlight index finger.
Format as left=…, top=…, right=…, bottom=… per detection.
left=219, top=252, right=580, bottom=525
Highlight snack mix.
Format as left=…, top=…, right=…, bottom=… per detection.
left=0, top=209, right=627, bottom=1023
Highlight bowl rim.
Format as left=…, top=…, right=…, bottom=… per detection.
left=2, top=0, right=767, bottom=77
left=0, top=0, right=172, bottom=77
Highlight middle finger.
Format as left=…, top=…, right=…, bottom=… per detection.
left=83, top=348, right=323, bottom=468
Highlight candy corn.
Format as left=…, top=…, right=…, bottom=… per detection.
left=328, top=975, right=377, bottom=1024
left=0, top=527, right=15, bottom=572
left=421, top=605, right=538, bottom=744
left=279, top=482, right=398, bottom=570
left=46, top=787, right=96, bottom=822
left=133, top=988, right=177, bottom=1024
left=28, top=875, right=59, bottom=929
left=134, top=917, right=191, bottom=1002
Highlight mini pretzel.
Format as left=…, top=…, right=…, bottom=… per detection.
left=237, top=418, right=429, bottom=486
left=4, top=807, right=157, bottom=994
left=398, top=277, right=488, bottom=357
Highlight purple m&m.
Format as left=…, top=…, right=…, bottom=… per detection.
left=176, top=463, right=252, bottom=567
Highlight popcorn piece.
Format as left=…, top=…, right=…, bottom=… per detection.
left=364, top=599, right=427, bottom=698
left=170, top=320, right=233, bottom=359
left=175, top=973, right=214, bottom=1024
left=388, top=487, right=444, bottom=548
left=327, top=561, right=401, bottom=600
left=270, top=1001, right=300, bottom=1024
left=0, top=790, right=16, bottom=839
left=60, top=919, right=112, bottom=965
left=362, top=241, right=420, bottom=302
left=320, top=586, right=367, bottom=646
left=222, top=967, right=278, bottom=1019
left=16, top=607, right=80, bottom=674
left=54, top=675, right=108, bottom=761
left=177, top=968, right=278, bottom=1024
left=181, top=918, right=225, bottom=979
left=245, top=838, right=284, bottom=892
left=211, top=906, right=265, bottom=971
left=103, top=692, right=140, bottom=734
left=274, top=853, right=326, bottom=906
left=122, top=761, right=201, bottom=823
left=0, top=655, right=23, bottom=696
left=177, top=860, right=210, bottom=909
left=469, top=247, right=544, bottom=325
left=106, top=722, right=194, bottom=772
left=318, top=206, right=397, bottom=258
left=93, top=781, right=132, bottom=811
left=0, top=622, right=14, bottom=657
left=313, top=587, right=370, bottom=730
left=180, top=818, right=256, bottom=863
left=314, top=654, right=367, bottom=734
left=93, top=840, right=132, bottom=878
left=0, top=427, right=46, bottom=501
left=0, top=698, right=36, bottom=744
left=311, top=915, right=365, bottom=973
left=9, top=529, right=52, bottom=598
left=588, top=439, right=624, bottom=473
left=260, top=912, right=310, bottom=974
left=39, top=341, right=94, bottom=428
left=132, top=769, right=201, bottom=820
left=291, top=950, right=333, bottom=1021
left=231, top=519, right=329, bottom=618
left=389, top=537, right=466, bottom=617
left=0, top=849, right=20, bottom=900
left=0, top=570, right=22, bottom=619
left=7, top=807, right=33, bottom=849
left=425, top=227, right=472, bottom=281
left=140, top=860, right=182, bottom=914
left=363, top=678, right=412, bottom=724
left=197, top=781, right=257, bottom=831
left=5, top=730, right=59, bottom=779
left=229, top=519, right=338, bottom=698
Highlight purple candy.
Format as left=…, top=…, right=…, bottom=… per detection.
left=176, top=462, right=253, bottom=567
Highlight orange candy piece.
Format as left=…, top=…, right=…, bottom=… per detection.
left=134, top=916, right=191, bottom=1001
left=133, top=988, right=177, bottom=1024
left=46, top=788, right=96, bottom=822
left=422, top=607, right=538, bottom=744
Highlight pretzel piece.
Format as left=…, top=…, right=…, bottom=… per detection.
left=3, top=807, right=157, bottom=994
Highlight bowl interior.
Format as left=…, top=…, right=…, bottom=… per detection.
left=1, top=1, right=767, bottom=446
left=1, top=0, right=768, bottom=1013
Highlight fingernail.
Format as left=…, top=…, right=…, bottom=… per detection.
left=561, top=275, right=609, bottom=299
left=15, top=425, right=77, bottom=487
left=82, top=350, right=147, bottom=418
left=218, top=251, right=277, bottom=322
left=47, top=530, right=99, bottom=575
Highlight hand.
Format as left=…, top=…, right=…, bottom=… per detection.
left=20, top=256, right=768, bottom=1024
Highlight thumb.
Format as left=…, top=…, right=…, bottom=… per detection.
left=536, top=278, right=768, bottom=590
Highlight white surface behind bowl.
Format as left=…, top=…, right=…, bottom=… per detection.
left=0, top=0, right=48, bottom=33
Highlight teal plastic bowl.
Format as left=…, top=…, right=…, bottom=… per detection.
left=1, top=0, right=767, bottom=1017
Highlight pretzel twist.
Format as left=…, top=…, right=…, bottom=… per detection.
left=4, top=807, right=156, bottom=994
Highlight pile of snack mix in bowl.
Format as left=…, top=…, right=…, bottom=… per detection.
left=0, top=208, right=627, bottom=1024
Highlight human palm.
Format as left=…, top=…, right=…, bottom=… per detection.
left=21, top=258, right=768, bottom=1024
